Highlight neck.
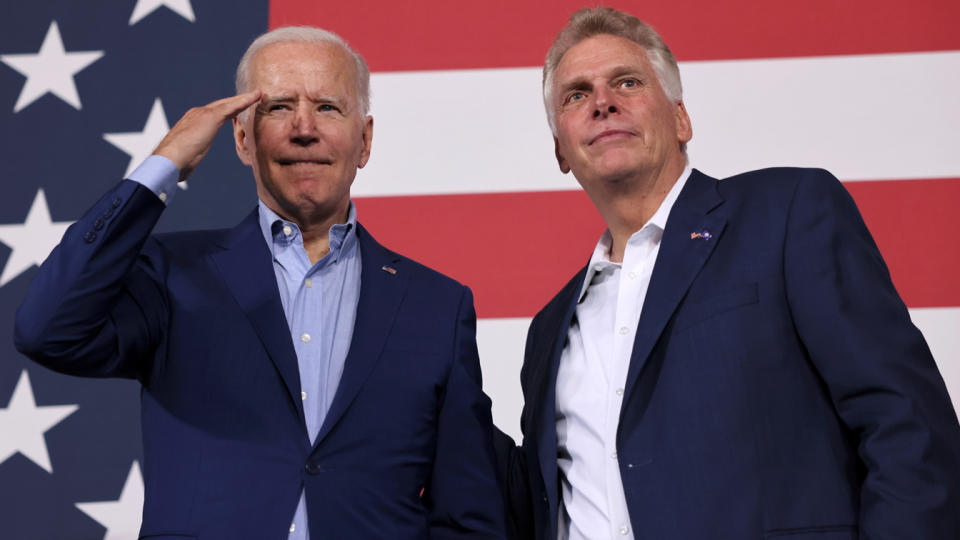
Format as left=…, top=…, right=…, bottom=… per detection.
left=266, top=199, right=351, bottom=265
left=586, top=157, right=685, bottom=263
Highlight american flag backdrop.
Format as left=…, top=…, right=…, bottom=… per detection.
left=1, top=0, right=958, bottom=537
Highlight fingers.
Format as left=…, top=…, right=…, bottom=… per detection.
left=209, top=90, right=262, bottom=120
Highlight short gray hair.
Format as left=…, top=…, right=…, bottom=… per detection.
left=235, top=26, right=371, bottom=116
left=543, top=7, right=682, bottom=134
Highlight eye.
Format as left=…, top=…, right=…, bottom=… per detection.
left=266, top=103, right=289, bottom=112
left=564, top=91, right=586, bottom=105
left=619, top=78, right=641, bottom=89
left=318, top=104, right=339, bottom=112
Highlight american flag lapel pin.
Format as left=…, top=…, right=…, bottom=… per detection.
left=381, top=265, right=397, bottom=275
left=690, top=230, right=712, bottom=241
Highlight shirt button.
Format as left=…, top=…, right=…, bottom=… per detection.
left=158, top=192, right=167, bottom=203
left=628, top=271, right=638, bottom=279
left=619, top=525, right=630, bottom=535
left=304, top=278, right=312, bottom=288
left=301, top=391, right=307, bottom=401
left=300, top=333, right=311, bottom=343
left=611, top=452, right=618, bottom=459
left=283, top=225, right=292, bottom=236
left=289, top=522, right=296, bottom=533
left=616, top=388, right=624, bottom=396
left=618, top=326, right=630, bottom=335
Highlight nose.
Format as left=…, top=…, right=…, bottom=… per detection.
left=592, top=86, right=618, bottom=119
left=289, top=103, right=318, bottom=146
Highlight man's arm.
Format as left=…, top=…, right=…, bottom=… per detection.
left=423, top=287, right=507, bottom=539
left=783, top=169, right=960, bottom=537
left=13, top=92, right=261, bottom=378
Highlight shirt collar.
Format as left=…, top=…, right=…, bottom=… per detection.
left=257, top=199, right=358, bottom=263
left=576, top=163, right=692, bottom=303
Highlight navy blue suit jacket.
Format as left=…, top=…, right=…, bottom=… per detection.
left=15, top=180, right=506, bottom=540
left=498, top=168, right=960, bottom=539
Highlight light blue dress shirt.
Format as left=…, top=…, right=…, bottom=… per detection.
left=129, top=156, right=363, bottom=540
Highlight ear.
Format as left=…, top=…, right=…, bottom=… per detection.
left=674, top=100, right=692, bottom=144
left=233, top=115, right=253, bottom=166
left=357, top=115, right=374, bottom=169
left=554, top=137, right=570, bottom=174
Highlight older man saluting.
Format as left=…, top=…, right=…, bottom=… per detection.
left=15, top=27, right=505, bottom=540
left=496, top=7, right=960, bottom=540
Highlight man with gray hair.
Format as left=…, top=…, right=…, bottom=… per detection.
left=15, top=26, right=506, bottom=539
left=495, top=7, right=960, bottom=540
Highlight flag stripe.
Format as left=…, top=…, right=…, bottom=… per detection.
left=270, top=0, right=960, bottom=72
left=356, top=177, right=960, bottom=318
left=357, top=52, right=960, bottom=198
left=478, top=307, right=960, bottom=442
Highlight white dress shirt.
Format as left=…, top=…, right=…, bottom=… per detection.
left=556, top=165, right=691, bottom=539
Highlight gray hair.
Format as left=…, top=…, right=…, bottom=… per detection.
left=543, top=7, right=682, bottom=135
left=235, top=26, right=371, bottom=117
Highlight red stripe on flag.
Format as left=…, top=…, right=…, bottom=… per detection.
left=356, top=178, right=960, bottom=318
left=845, top=178, right=960, bottom=310
left=269, top=0, right=960, bottom=72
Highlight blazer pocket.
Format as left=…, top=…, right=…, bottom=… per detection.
left=673, top=282, right=759, bottom=332
left=765, top=524, right=857, bottom=539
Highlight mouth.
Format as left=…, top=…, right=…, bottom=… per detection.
left=276, top=158, right=332, bottom=166
left=589, top=130, right=635, bottom=146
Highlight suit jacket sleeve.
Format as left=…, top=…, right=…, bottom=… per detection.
left=14, top=180, right=168, bottom=381
left=492, top=326, right=539, bottom=540
left=425, top=286, right=508, bottom=539
left=783, top=170, right=960, bottom=537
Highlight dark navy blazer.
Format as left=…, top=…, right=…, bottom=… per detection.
left=498, top=168, right=960, bottom=540
left=15, top=180, right=506, bottom=540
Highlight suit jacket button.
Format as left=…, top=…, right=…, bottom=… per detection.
left=305, top=461, right=321, bottom=475
left=93, top=219, right=104, bottom=231
left=541, top=490, right=548, bottom=502
left=112, top=197, right=122, bottom=208
left=102, top=208, right=114, bottom=219
left=83, top=231, right=97, bottom=243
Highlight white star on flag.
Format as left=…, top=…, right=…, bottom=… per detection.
left=0, top=189, right=73, bottom=287
left=76, top=461, right=145, bottom=540
left=0, top=370, right=79, bottom=473
left=103, top=98, right=187, bottom=189
left=0, top=21, right=104, bottom=113
left=130, top=0, right=196, bottom=25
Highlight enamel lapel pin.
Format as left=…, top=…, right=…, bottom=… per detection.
left=690, top=230, right=712, bottom=241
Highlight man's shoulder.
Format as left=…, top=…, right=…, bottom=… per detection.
left=356, top=224, right=468, bottom=296
left=718, top=166, right=838, bottom=191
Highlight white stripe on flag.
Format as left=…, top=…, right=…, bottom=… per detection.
left=360, top=51, right=960, bottom=197
left=478, top=307, right=960, bottom=442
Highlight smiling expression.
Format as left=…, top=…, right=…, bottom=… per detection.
left=551, top=34, right=691, bottom=190
left=234, top=40, right=372, bottom=223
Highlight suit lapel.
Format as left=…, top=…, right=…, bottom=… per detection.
left=620, top=170, right=726, bottom=415
left=312, top=224, right=408, bottom=447
left=211, top=209, right=305, bottom=425
left=531, top=267, right=586, bottom=535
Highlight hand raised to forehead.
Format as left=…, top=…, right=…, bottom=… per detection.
left=153, top=91, right=262, bottom=182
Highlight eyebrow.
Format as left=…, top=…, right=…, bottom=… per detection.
left=260, top=95, right=348, bottom=109
left=558, top=64, right=646, bottom=95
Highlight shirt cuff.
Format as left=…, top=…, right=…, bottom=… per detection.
left=127, top=155, right=179, bottom=206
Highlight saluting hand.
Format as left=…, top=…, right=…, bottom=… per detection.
left=153, top=91, right=261, bottom=182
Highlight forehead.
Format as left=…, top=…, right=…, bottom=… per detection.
left=554, top=34, right=652, bottom=85
left=249, top=40, right=356, bottom=91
